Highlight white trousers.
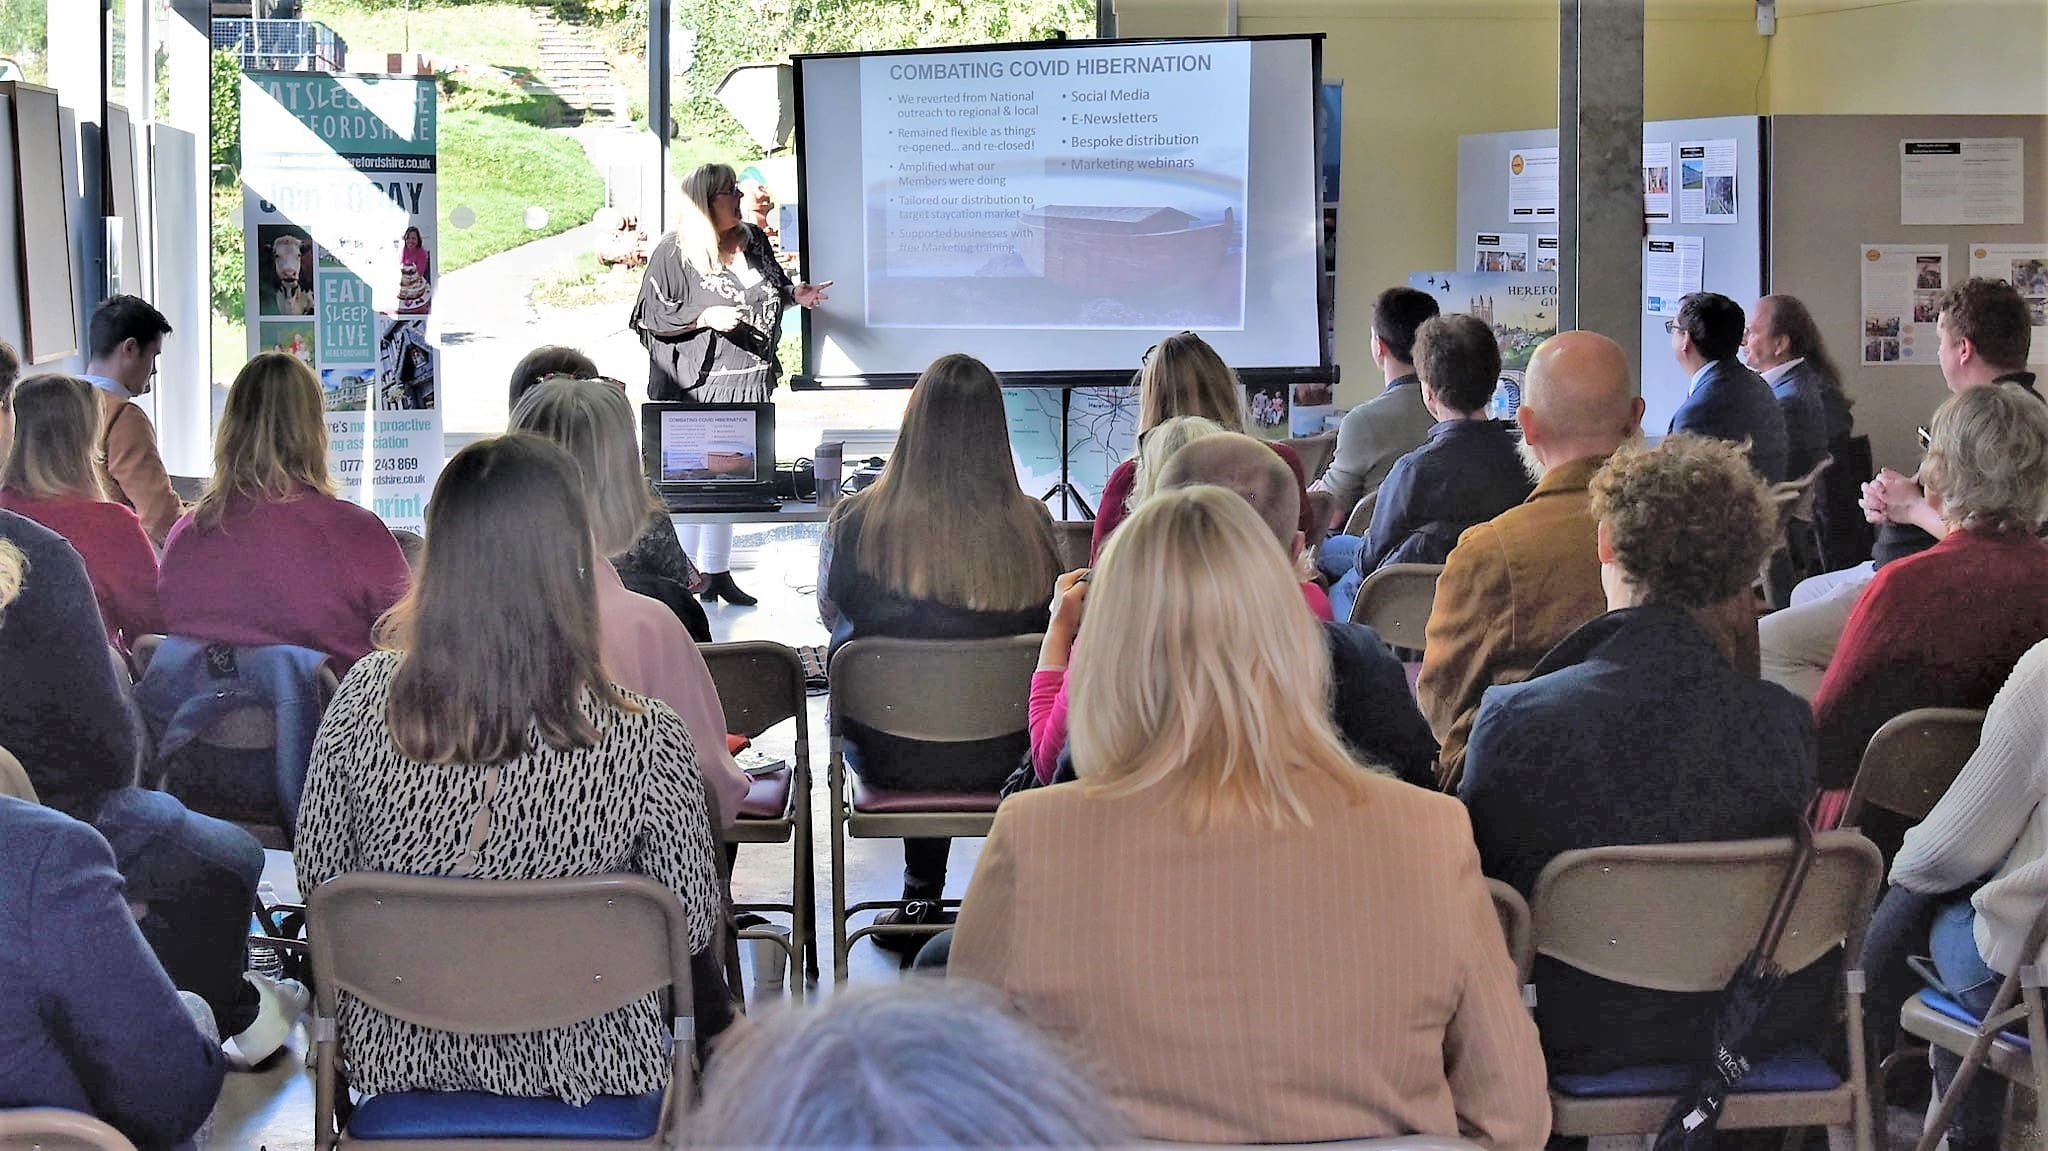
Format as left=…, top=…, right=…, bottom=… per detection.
left=674, top=523, right=734, bottom=573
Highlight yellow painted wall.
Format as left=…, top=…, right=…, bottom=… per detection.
left=1767, top=0, right=2048, bottom=115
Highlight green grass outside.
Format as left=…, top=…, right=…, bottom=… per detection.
left=304, top=1, right=543, bottom=79
left=437, top=109, right=604, bottom=271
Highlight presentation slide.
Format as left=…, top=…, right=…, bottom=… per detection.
left=797, top=37, right=1324, bottom=382
left=660, top=410, right=760, bottom=484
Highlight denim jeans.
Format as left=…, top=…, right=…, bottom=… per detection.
left=1316, top=533, right=1363, bottom=583
left=1929, top=898, right=2006, bottom=1151
left=1330, top=567, right=1364, bottom=624
left=93, top=787, right=265, bottom=1037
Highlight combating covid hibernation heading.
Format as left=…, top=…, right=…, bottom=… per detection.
left=887, top=54, right=1213, bottom=81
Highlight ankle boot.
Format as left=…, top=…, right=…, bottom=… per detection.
left=699, top=571, right=758, bottom=606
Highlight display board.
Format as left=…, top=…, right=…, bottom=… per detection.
left=1457, top=116, right=1767, bottom=435
left=151, top=123, right=208, bottom=474
left=793, top=35, right=1328, bottom=386
left=2, top=82, right=79, bottom=364
left=106, top=104, right=143, bottom=299
left=1769, top=115, right=2048, bottom=476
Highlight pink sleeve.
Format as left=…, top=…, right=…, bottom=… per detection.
left=1028, top=668, right=1070, bottom=785
left=103, top=506, right=165, bottom=641
left=1089, top=461, right=1137, bottom=562
left=1300, top=580, right=1335, bottom=621
left=663, top=640, right=751, bottom=826
left=350, top=512, right=413, bottom=625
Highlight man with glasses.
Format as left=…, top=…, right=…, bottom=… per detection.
left=83, top=295, right=187, bottom=545
left=1665, top=291, right=1788, bottom=484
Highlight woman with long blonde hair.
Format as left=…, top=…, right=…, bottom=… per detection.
left=0, top=373, right=163, bottom=645
left=159, top=353, right=408, bottom=667
left=819, top=352, right=1062, bottom=952
left=951, top=485, right=1548, bottom=1146
left=1089, top=331, right=1314, bottom=558
left=629, top=162, right=832, bottom=605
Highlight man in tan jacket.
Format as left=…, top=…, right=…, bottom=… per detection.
left=84, top=296, right=186, bottom=545
left=1418, top=331, right=1643, bottom=789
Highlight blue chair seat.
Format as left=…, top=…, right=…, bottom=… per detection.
left=349, top=1088, right=664, bottom=1140
left=1918, top=989, right=2031, bottom=1050
left=1552, top=1048, right=1842, bottom=1097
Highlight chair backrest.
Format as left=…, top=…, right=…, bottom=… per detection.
left=1531, top=832, right=1883, bottom=992
left=701, top=641, right=807, bottom=744
left=128, top=633, right=163, bottom=678
left=0, top=745, right=36, bottom=803
left=1488, top=878, right=1534, bottom=985
left=1348, top=563, right=1444, bottom=649
left=131, top=635, right=340, bottom=750
left=1843, top=707, right=1987, bottom=829
left=1342, top=488, right=1379, bottom=537
left=829, top=635, right=1040, bottom=743
left=1054, top=520, right=1092, bottom=571
left=390, top=527, right=425, bottom=569
left=308, top=872, right=695, bottom=1038
left=1284, top=432, right=1338, bottom=484
left=0, top=1109, right=138, bottom=1150
left=1779, top=456, right=1833, bottom=526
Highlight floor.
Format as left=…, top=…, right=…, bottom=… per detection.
left=209, top=523, right=975, bottom=1150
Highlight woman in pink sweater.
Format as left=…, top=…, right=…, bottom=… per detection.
left=0, top=374, right=163, bottom=647
left=159, top=354, right=408, bottom=668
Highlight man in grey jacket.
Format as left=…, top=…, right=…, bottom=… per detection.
left=1312, top=286, right=1440, bottom=580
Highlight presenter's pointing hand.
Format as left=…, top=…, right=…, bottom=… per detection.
left=794, top=281, right=833, bottom=309
left=698, top=305, right=743, bottom=333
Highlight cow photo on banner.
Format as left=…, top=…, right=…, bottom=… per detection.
left=241, top=72, right=443, bottom=531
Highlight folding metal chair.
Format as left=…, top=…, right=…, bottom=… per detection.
left=1898, top=904, right=2048, bottom=1151
left=1840, top=707, right=1987, bottom=833
left=1347, top=562, right=1444, bottom=653
left=0, top=1109, right=137, bottom=1151
left=1531, top=833, right=1884, bottom=1151
left=701, top=640, right=816, bottom=998
left=1053, top=519, right=1093, bottom=571
left=1488, top=878, right=1534, bottom=986
left=0, top=744, right=36, bottom=803
left=308, top=873, right=695, bottom=1149
left=828, top=635, right=1039, bottom=979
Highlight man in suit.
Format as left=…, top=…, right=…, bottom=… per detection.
left=1309, top=287, right=1440, bottom=572
left=1743, top=293, right=1848, bottom=483
left=1416, top=331, right=1643, bottom=789
left=1667, top=291, right=1789, bottom=483
left=83, top=296, right=187, bottom=544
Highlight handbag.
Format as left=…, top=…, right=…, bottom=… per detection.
left=1652, top=820, right=1820, bottom=1151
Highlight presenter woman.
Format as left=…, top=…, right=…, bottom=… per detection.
left=630, top=162, right=830, bottom=606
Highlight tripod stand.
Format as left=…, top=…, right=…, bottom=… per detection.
left=1038, top=383, right=1096, bottom=521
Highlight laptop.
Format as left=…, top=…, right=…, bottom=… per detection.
left=642, top=401, right=783, bottom=512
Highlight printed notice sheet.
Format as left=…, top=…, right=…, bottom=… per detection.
left=1643, top=142, right=1673, bottom=223
left=1677, top=139, right=1738, bottom=224
left=1901, top=139, right=2025, bottom=225
left=1535, top=234, right=1559, bottom=273
left=1969, top=243, right=2048, bottom=363
left=1860, top=243, right=1948, bottom=365
left=1643, top=235, right=1703, bottom=316
left=1474, top=232, right=1529, bottom=273
left=1508, top=146, right=1558, bottom=221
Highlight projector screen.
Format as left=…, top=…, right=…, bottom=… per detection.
left=792, top=36, right=1327, bottom=386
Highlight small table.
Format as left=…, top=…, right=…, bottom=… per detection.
left=667, top=500, right=836, bottom=526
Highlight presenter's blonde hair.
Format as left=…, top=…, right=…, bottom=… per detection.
left=0, top=374, right=104, bottom=500
left=1127, top=415, right=1226, bottom=512
left=510, top=377, right=658, bottom=557
left=831, top=353, right=1061, bottom=612
left=1137, top=332, right=1245, bottom=435
left=1070, top=485, right=1376, bottom=828
left=194, top=353, right=334, bottom=529
left=677, top=163, right=740, bottom=277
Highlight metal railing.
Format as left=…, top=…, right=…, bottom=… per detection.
left=211, top=19, right=348, bottom=73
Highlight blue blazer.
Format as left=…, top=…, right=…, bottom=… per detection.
left=0, top=797, right=224, bottom=1146
left=1771, top=360, right=1835, bottom=482
left=1669, top=359, right=1791, bottom=483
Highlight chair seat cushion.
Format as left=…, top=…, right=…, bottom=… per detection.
left=851, top=778, right=1002, bottom=814
left=738, top=765, right=792, bottom=820
left=1551, top=1048, right=1841, bottom=1097
left=348, top=1088, right=664, bottom=1140
left=1918, top=989, right=2031, bottom=1050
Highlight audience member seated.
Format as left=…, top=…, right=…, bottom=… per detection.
left=1666, top=291, right=1790, bottom=483
left=1309, top=286, right=1442, bottom=529
left=1417, top=331, right=1644, bottom=789
left=0, top=510, right=288, bottom=1069
left=0, top=373, right=163, bottom=645
left=1810, top=382, right=2048, bottom=827
left=1326, top=314, right=1533, bottom=619
left=159, top=354, right=409, bottom=669
left=1763, top=278, right=2041, bottom=699
left=294, top=434, right=734, bottom=1102
left=507, top=345, right=710, bottom=641
left=1861, top=638, right=2048, bottom=1151
left=692, top=984, right=1129, bottom=1147
left=1089, top=331, right=1311, bottom=557
left=817, top=353, right=1063, bottom=954
left=1460, top=435, right=1819, bottom=1073
left=0, top=337, right=18, bottom=459
left=509, top=376, right=747, bottom=823
left=1744, top=293, right=1853, bottom=485
left=0, top=793, right=226, bottom=1146
left=951, top=485, right=1548, bottom=1147
left=83, top=296, right=188, bottom=545
left=1026, top=433, right=1437, bottom=789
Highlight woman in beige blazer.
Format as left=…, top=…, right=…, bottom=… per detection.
left=950, top=485, right=1549, bottom=1148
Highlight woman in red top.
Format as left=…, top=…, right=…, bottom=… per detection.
left=1812, top=382, right=2048, bottom=826
left=158, top=354, right=408, bottom=669
left=0, top=373, right=163, bottom=647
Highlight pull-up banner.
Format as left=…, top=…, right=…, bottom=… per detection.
left=242, top=72, right=442, bottom=532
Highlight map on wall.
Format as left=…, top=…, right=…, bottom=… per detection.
left=1002, top=386, right=1140, bottom=520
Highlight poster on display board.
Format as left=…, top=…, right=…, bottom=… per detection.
left=241, top=72, right=443, bottom=532
left=1968, top=243, right=2048, bottom=364
left=1408, top=271, right=1558, bottom=419
left=1858, top=243, right=1948, bottom=365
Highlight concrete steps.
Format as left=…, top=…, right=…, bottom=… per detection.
left=531, top=8, right=623, bottom=122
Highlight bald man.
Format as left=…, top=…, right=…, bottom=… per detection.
left=1417, top=332, right=1645, bottom=789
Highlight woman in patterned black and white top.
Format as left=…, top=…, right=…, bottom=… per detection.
left=294, top=433, right=733, bottom=1104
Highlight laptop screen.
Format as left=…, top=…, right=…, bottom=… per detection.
left=642, top=402, right=777, bottom=491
